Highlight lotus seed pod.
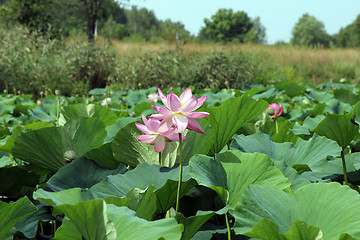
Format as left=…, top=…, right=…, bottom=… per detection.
left=64, top=150, right=77, bottom=163
left=266, top=107, right=275, bottom=116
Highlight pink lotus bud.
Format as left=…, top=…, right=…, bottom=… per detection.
left=266, top=103, right=283, bottom=119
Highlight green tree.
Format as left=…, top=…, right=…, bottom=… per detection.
left=100, top=15, right=129, bottom=39
left=198, top=9, right=254, bottom=43
left=158, top=19, right=191, bottom=42
left=337, top=15, right=360, bottom=47
left=291, top=13, right=330, bottom=47
left=125, top=6, right=159, bottom=41
left=0, top=0, right=53, bottom=33
left=244, top=17, right=266, bottom=44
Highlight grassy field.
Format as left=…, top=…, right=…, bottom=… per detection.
left=76, top=37, right=360, bottom=86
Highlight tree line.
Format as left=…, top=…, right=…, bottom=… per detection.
left=0, top=0, right=359, bottom=47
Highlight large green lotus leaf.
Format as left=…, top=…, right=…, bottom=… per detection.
left=125, top=185, right=157, bottom=221
left=242, top=87, right=266, bottom=97
left=234, top=183, right=360, bottom=240
left=0, top=121, right=53, bottom=152
left=324, top=98, right=352, bottom=114
left=313, top=113, right=359, bottom=149
left=46, top=157, right=126, bottom=192
left=271, top=120, right=298, bottom=144
left=206, top=95, right=268, bottom=154
left=334, top=88, right=360, bottom=105
left=13, top=126, right=65, bottom=172
left=104, top=117, right=139, bottom=143
left=252, top=87, right=277, bottom=102
left=133, top=101, right=155, bottom=116
left=181, top=119, right=216, bottom=164
left=107, top=205, right=182, bottom=240
left=126, top=89, right=148, bottom=106
left=88, top=88, right=108, bottom=96
left=112, top=123, right=178, bottom=167
left=0, top=197, right=37, bottom=239
left=34, top=188, right=129, bottom=209
left=0, top=166, right=39, bottom=198
left=314, top=153, right=360, bottom=179
left=275, top=81, right=306, bottom=98
left=56, top=199, right=116, bottom=240
left=61, top=118, right=107, bottom=156
left=291, top=115, right=325, bottom=136
left=15, top=203, right=52, bottom=239
left=274, top=161, right=310, bottom=191
left=201, top=91, right=235, bottom=107
left=59, top=104, right=118, bottom=126
left=13, top=118, right=107, bottom=172
left=288, top=108, right=306, bottom=121
left=175, top=211, right=215, bottom=240
left=53, top=217, right=82, bottom=240
left=231, top=132, right=341, bottom=174
left=339, top=233, right=357, bottom=240
left=85, top=143, right=121, bottom=169
left=0, top=103, right=15, bottom=116
left=305, top=103, right=326, bottom=116
left=90, top=163, right=196, bottom=214
left=29, top=106, right=56, bottom=123
left=152, top=178, right=197, bottom=214
left=305, top=89, right=334, bottom=103
left=189, top=151, right=291, bottom=207
left=243, top=218, right=323, bottom=240
left=34, top=188, right=98, bottom=206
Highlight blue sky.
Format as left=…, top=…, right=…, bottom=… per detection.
left=130, top=0, right=360, bottom=44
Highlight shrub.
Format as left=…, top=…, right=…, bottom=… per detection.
left=0, top=24, right=119, bottom=97
left=193, top=50, right=267, bottom=89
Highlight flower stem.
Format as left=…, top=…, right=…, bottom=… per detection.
left=341, top=149, right=349, bottom=185
left=274, top=119, right=278, bottom=134
left=176, top=133, right=183, bottom=213
left=56, top=95, right=60, bottom=127
left=225, top=210, right=232, bottom=240
left=159, top=151, right=162, bottom=166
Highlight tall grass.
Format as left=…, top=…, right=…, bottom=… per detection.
left=2, top=25, right=360, bottom=97
left=99, top=38, right=360, bottom=86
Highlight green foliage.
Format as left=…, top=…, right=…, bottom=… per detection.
left=3, top=84, right=360, bottom=238
left=338, top=15, right=360, bottom=47
left=0, top=197, right=37, bottom=239
left=0, top=24, right=118, bottom=96
left=125, top=6, right=159, bottom=41
left=199, top=8, right=254, bottom=43
left=207, top=95, right=268, bottom=154
left=291, top=13, right=331, bottom=47
left=234, top=183, right=360, bottom=239
left=100, top=15, right=129, bottom=40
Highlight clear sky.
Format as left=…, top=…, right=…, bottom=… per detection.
left=130, top=0, right=360, bottom=44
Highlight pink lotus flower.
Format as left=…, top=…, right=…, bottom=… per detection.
left=135, top=115, right=186, bottom=152
left=267, top=103, right=283, bottom=119
left=150, top=88, right=209, bottom=134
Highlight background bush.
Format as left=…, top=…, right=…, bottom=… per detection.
left=0, top=25, right=118, bottom=97
left=1, top=24, right=360, bottom=98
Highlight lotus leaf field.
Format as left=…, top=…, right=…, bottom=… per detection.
left=3, top=80, right=360, bottom=239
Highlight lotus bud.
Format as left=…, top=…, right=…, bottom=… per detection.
left=64, top=150, right=77, bottom=163
left=55, top=90, right=61, bottom=96
left=266, top=103, right=283, bottom=119
left=266, top=107, right=275, bottom=116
